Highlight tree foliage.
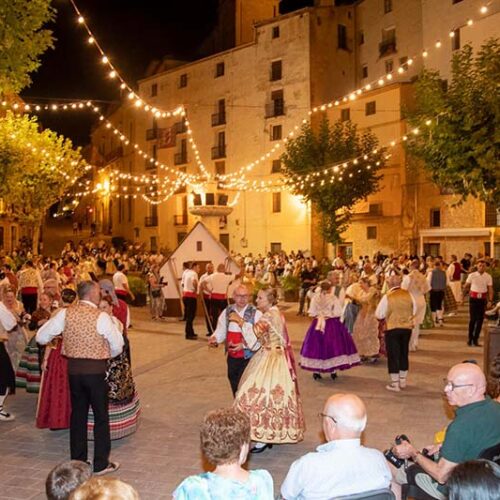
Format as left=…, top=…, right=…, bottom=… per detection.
left=406, top=39, right=500, bottom=206
left=0, top=0, right=55, bottom=94
left=0, top=112, right=87, bottom=253
left=281, top=117, right=385, bottom=244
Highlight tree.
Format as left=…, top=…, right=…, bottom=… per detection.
left=0, top=112, right=87, bottom=253
left=406, top=39, right=500, bottom=206
left=0, top=0, right=55, bottom=95
left=281, top=117, right=385, bottom=244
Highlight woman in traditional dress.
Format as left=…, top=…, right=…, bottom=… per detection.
left=402, top=260, right=431, bottom=351
left=351, top=278, right=381, bottom=363
left=299, top=280, right=360, bottom=381
left=2, top=287, right=29, bottom=372
left=0, top=301, right=18, bottom=421
left=234, top=287, right=304, bottom=454
left=36, top=288, right=75, bottom=430
left=16, top=292, right=54, bottom=393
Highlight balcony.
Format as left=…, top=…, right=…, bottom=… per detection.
left=104, top=146, right=123, bottom=164
left=146, top=128, right=159, bottom=141
left=379, top=39, right=397, bottom=57
left=174, top=152, right=188, bottom=165
left=145, top=216, right=158, bottom=227
left=174, top=214, right=188, bottom=226
left=211, top=145, right=226, bottom=159
left=265, top=101, right=285, bottom=118
left=173, top=121, right=187, bottom=134
left=211, top=111, right=226, bottom=127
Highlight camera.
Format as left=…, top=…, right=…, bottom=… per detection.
left=383, top=434, right=411, bottom=469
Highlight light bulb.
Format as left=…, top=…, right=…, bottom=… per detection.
left=480, top=6, right=488, bottom=14
left=78, top=16, right=84, bottom=24
left=88, top=37, right=95, bottom=44
left=101, top=56, right=109, bottom=64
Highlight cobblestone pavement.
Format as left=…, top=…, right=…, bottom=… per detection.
left=0, top=304, right=484, bottom=499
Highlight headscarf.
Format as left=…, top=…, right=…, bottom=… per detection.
left=99, top=279, right=119, bottom=306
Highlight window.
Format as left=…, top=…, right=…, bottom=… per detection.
left=452, top=0, right=463, bottom=4
left=380, top=27, right=396, bottom=57
left=451, top=28, right=460, bottom=51
left=205, top=193, right=215, bottom=205
left=196, top=241, right=203, bottom=252
left=359, top=30, right=364, bottom=45
left=270, top=89, right=284, bottom=116
left=272, top=26, right=280, bottom=39
left=215, top=62, right=225, bottom=77
left=272, top=192, right=281, bottom=213
left=384, top=0, right=393, bottom=14
left=152, top=144, right=157, bottom=160
left=485, top=203, right=500, bottom=227
left=179, top=73, right=188, bottom=88
left=151, top=83, right=157, bottom=97
left=430, top=208, right=441, bottom=227
left=362, top=65, right=368, bottom=79
left=215, top=161, right=225, bottom=176
left=128, top=195, right=132, bottom=222
left=271, top=60, right=282, bottom=81
left=271, top=125, right=282, bottom=141
left=385, top=59, right=393, bottom=73
left=271, top=159, right=281, bottom=173
left=340, top=108, right=350, bottom=122
left=270, top=242, right=282, bottom=253
left=338, top=24, right=348, bottom=50
left=367, top=226, right=377, bottom=239
left=369, top=203, right=382, bottom=215
left=365, top=101, right=376, bottom=116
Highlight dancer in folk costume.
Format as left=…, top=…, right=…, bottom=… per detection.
left=234, top=287, right=305, bottom=453
left=2, top=287, right=29, bottom=372
left=0, top=301, right=18, bottom=421
left=300, top=280, right=360, bottom=380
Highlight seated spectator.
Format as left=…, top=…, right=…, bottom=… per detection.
left=46, top=460, right=92, bottom=500
left=486, top=353, right=500, bottom=402
left=281, top=393, right=391, bottom=499
left=173, top=407, right=273, bottom=499
left=70, top=477, right=139, bottom=500
left=391, top=362, right=500, bottom=499
left=447, top=460, right=500, bottom=500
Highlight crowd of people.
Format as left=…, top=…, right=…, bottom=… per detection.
left=1, top=240, right=499, bottom=499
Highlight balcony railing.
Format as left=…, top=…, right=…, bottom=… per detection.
left=211, top=111, right=226, bottom=127
left=211, top=145, right=226, bottom=159
left=174, top=214, right=188, bottom=226
left=146, top=128, right=159, bottom=141
left=379, top=39, right=397, bottom=57
left=145, top=216, right=158, bottom=227
left=173, top=121, right=187, bottom=134
left=104, top=146, right=123, bottom=163
left=265, top=101, right=285, bottom=118
left=174, top=152, right=188, bottom=165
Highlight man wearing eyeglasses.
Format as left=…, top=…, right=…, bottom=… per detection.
left=281, top=394, right=391, bottom=499
left=391, top=362, right=500, bottom=499
left=208, top=285, right=262, bottom=396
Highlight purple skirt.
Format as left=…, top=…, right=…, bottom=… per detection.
left=300, top=318, right=361, bottom=373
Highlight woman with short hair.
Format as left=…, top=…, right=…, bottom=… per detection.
left=173, top=408, right=273, bottom=499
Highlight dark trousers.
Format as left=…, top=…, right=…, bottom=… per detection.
left=227, top=356, right=250, bottom=397
left=183, top=297, right=197, bottom=337
left=385, top=328, right=412, bottom=374
left=21, top=293, right=38, bottom=314
left=429, top=290, right=444, bottom=312
left=69, top=373, right=110, bottom=472
left=468, top=298, right=487, bottom=342
left=211, top=299, right=227, bottom=329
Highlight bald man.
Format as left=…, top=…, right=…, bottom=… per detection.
left=281, top=394, right=391, bottom=499
left=392, top=363, right=500, bottom=499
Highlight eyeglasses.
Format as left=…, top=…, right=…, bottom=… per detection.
left=443, top=379, right=474, bottom=391
left=318, top=412, right=337, bottom=424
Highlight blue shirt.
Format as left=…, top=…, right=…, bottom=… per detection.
left=173, top=469, right=274, bottom=500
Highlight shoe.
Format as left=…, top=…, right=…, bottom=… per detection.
left=473, top=342, right=482, bottom=347
left=94, top=462, right=120, bottom=476
left=313, top=373, right=322, bottom=380
left=0, top=409, right=15, bottom=421
left=330, top=372, right=338, bottom=380
left=185, top=334, right=198, bottom=340
left=467, top=339, right=473, bottom=346
left=385, top=383, right=401, bottom=392
left=250, top=443, right=273, bottom=454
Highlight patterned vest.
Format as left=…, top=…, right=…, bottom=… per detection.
left=225, top=304, right=257, bottom=360
left=62, top=303, right=111, bottom=359
left=386, top=288, right=414, bottom=330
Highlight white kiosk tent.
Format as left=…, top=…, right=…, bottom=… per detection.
left=159, top=221, right=241, bottom=316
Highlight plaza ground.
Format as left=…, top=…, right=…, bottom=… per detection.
left=0, top=303, right=484, bottom=499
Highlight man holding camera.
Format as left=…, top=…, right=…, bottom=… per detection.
left=390, top=362, right=500, bottom=499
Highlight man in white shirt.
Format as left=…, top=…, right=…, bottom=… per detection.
left=281, top=393, right=391, bottom=499
left=208, top=285, right=262, bottom=396
left=182, top=262, right=200, bottom=340
left=464, top=260, right=493, bottom=346
left=37, top=281, right=124, bottom=476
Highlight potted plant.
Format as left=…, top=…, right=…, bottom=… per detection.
left=127, top=275, right=148, bottom=307
left=280, top=275, right=301, bottom=302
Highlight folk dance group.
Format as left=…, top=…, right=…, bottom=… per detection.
left=0, top=279, right=140, bottom=474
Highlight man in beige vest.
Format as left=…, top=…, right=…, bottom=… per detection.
left=37, top=281, right=124, bottom=475
left=375, top=275, right=416, bottom=392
